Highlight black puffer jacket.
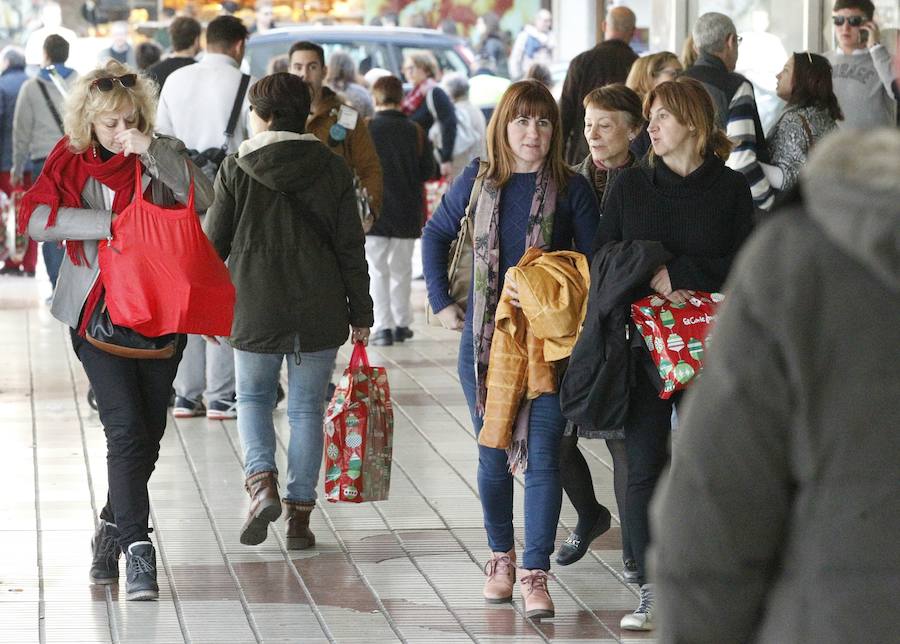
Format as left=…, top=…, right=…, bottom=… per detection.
left=204, top=131, right=373, bottom=354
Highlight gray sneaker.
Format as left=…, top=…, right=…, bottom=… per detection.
left=620, top=583, right=654, bottom=631
left=125, top=541, right=159, bottom=601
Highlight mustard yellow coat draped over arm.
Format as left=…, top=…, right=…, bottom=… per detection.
left=479, top=248, right=591, bottom=449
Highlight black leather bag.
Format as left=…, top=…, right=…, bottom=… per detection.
left=86, top=294, right=177, bottom=359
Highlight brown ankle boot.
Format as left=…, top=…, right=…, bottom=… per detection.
left=482, top=549, right=516, bottom=603
left=240, top=472, right=281, bottom=546
left=519, top=569, right=554, bottom=619
left=284, top=500, right=316, bottom=550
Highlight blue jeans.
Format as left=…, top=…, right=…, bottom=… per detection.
left=458, top=327, right=566, bottom=571
left=234, top=347, right=338, bottom=502
left=30, top=158, right=63, bottom=289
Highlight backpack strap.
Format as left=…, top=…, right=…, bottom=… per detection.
left=222, top=73, right=251, bottom=150
left=36, top=82, right=64, bottom=134
left=425, top=87, right=438, bottom=122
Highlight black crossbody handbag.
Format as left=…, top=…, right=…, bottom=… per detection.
left=86, top=293, right=177, bottom=360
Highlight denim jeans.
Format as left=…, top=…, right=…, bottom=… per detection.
left=458, top=327, right=566, bottom=571
left=234, top=347, right=338, bottom=502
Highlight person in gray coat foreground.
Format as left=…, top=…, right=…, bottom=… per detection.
left=650, top=127, right=900, bottom=643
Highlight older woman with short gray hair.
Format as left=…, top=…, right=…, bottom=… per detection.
left=440, top=71, right=486, bottom=178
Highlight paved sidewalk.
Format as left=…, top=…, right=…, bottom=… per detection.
left=1, top=275, right=651, bottom=643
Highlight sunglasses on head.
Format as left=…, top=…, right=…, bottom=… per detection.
left=90, top=74, right=138, bottom=92
left=832, top=15, right=864, bottom=27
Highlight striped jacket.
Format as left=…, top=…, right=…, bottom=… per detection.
left=684, top=54, right=774, bottom=211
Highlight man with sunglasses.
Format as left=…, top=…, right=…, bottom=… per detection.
left=825, top=0, right=896, bottom=129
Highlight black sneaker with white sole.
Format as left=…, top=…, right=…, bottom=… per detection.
left=89, top=519, right=120, bottom=584
left=125, top=541, right=159, bottom=601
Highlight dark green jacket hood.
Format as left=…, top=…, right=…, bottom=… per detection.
left=203, top=131, right=373, bottom=354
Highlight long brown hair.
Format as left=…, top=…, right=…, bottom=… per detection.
left=644, top=76, right=732, bottom=162
left=789, top=52, right=843, bottom=121
left=483, top=80, right=571, bottom=189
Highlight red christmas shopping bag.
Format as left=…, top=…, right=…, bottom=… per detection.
left=323, top=343, right=394, bottom=503
left=1, top=190, right=28, bottom=264
left=424, top=176, right=449, bottom=220
left=98, top=159, right=234, bottom=337
left=630, top=292, right=725, bottom=399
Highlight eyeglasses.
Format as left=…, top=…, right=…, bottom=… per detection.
left=90, top=74, right=137, bottom=92
left=832, top=15, right=864, bottom=27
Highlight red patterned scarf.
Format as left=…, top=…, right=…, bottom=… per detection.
left=400, top=78, right=437, bottom=116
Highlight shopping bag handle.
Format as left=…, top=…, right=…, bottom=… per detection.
left=350, top=341, right=370, bottom=369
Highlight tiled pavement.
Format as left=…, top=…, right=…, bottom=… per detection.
left=1, top=274, right=652, bottom=643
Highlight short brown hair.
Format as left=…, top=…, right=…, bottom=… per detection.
left=644, top=76, right=732, bottom=161
left=788, top=52, right=843, bottom=121
left=484, top=80, right=571, bottom=189
left=249, top=73, right=311, bottom=134
left=371, top=75, right=403, bottom=107
left=833, top=0, right=875, bottom=19
left=403, top=50, right=439, bottom=79
left=169, top=16, right=201, bottom=52
left=583, top=83, right=644, bottom=128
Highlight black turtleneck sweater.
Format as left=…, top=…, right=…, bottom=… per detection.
left=592, top=155, right=754, bottom=293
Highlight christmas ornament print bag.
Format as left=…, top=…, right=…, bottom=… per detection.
left=323, top=342, right=394, bottom=503
left=630, top=292, right=725, bottom=399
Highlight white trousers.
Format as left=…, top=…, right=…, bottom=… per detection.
left=365, top=236, right=416, bottom=332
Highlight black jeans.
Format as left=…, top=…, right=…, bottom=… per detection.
left=624, top=361, right=682, bottom=585
left=72, top=329, right=185, bottom=549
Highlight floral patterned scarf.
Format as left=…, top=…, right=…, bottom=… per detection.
left=472, top=166, right=556, bottom=416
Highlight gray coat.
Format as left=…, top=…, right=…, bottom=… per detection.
left=650, top=131, right=900, bottom=642
left=28, top=135, right=214, bottom=329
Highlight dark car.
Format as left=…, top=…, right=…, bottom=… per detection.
left=244, top=25, right=475, bottom=81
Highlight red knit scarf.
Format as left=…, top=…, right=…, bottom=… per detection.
left=400, top=78, right=437, bottom=116
left=18, top=137, right=139, bottom=266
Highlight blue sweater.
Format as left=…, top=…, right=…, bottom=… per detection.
left=422, top=159, right=600, bottom=328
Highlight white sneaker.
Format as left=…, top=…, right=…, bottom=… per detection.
left=620, top=583, right=654, bottom=631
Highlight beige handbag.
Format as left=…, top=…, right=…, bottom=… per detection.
left=425, top=165, right=486, bottom=328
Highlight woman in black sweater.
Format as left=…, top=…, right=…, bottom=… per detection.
left=593, top=77, right=754, bottom=632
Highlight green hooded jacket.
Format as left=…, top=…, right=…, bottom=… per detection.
left=204, top=131, right=373, bottom=355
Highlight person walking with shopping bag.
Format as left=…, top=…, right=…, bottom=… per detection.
left=18, top=60, right=215, bottom=601
left=202, top=73, right=372, bottom=550
left=422, top=80, right=598, bottom=619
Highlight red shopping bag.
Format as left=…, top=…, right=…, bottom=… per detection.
left=1, top=189, right=29, bottom=264
left=323, top=343, right=393, bottom=503
left=424, top=176, right=450, bottom=220
left=630, top=292, right=725, bottom=399
left=98, top=159, right=234, bottom=337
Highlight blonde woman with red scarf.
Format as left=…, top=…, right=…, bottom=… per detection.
left=18, top=60, right=213, bottom=601
left=401, top=51, right=457, bottom=178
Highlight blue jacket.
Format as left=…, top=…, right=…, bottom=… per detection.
left=0, top=66, right=29, bottom=172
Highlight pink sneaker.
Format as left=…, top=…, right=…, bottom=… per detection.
left=482, top=549, right=516, bottom=603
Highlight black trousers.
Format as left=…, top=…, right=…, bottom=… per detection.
left=624, top=361, right=682, bottom=586
left=72, top=329, right=185, bottom=549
